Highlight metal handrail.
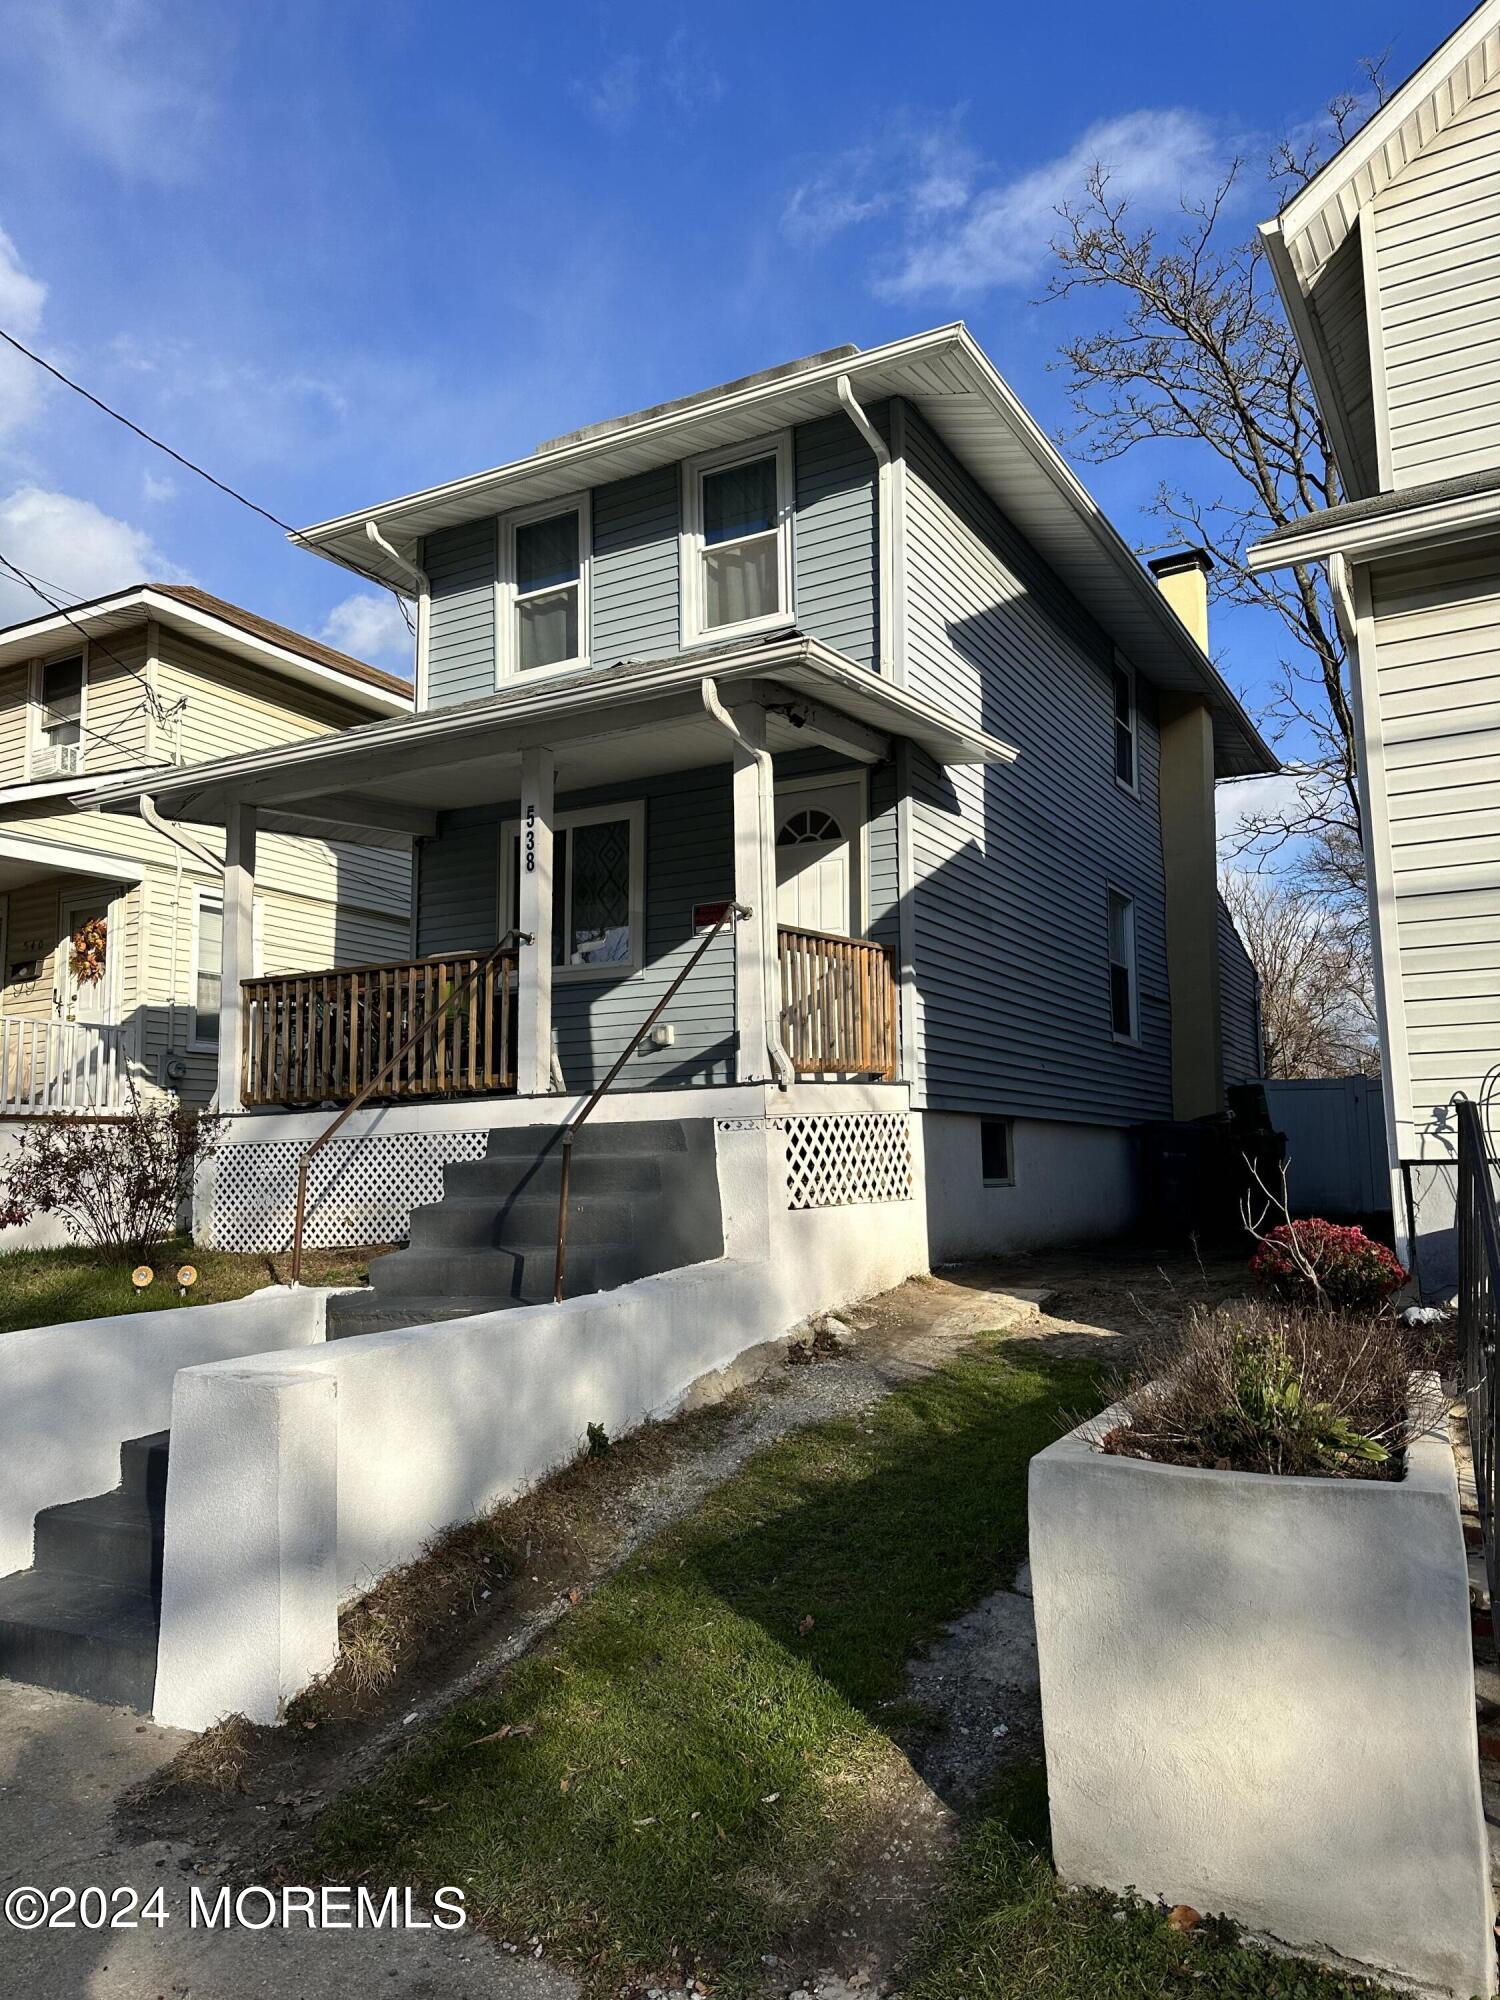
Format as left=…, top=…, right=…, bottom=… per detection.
left=553, top=903, right=747, bottom=1303
left=1458, top=1093, right=1500, bottom=1639
left=288, top=929, right=528, bottom=1284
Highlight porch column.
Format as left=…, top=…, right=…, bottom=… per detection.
left=219, top=800, right=257, bottom=1113
left=729, top=705, right=774, bottom=1083
left=516, top=745, right=554, bottom=1096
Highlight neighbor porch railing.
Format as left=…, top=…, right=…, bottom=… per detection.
left=777, top=925, right=898, bottom=1079
left=0, top=1018, right=134, bottom=1116
left=241, top=951, right=520, bottom=1108
left=1458, top=1093, right=1500, bottom=1643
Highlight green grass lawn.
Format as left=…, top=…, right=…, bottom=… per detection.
left=0, top=1239, right=373, bottom=1333
left=310, top=1333, right=1397, bottom=1997
left=901, top=1766, right=1393, bottom=2000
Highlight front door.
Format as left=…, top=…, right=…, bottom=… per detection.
left=774, top=777, right=863, bottom=936
left=59, top=891, right=115, bottom=1026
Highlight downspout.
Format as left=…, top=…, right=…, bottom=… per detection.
left=836, top=374, right=894, bottom=677
left=140, top=795, right=222, bottom=876
left=701, top=679, right=795, bottom=1088
left=365, top=521, right=428, bottom=705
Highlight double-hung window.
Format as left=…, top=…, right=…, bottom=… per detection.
left=1107, top=888, right=1138, bottom=1042
left=682, top=434, right=793, bottom=644
left=1112, top=656, right=1137, bottom=792
left=503, top=801, right=644, bottom=979
left=500, top=496, right=590, bottom=678
left=34, top=653, right=84, bottom=773
left=192, top=889, right=223, bottom=1047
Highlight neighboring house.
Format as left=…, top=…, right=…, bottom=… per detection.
left=0, top=585, right=412, bottom=1132
left=90, top=326, right=1273, bottom=1284
left=1250, top=0, right=1500, bottom=1290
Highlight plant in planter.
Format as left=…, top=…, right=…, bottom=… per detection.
left=1030, top=1302, right=1492, bottom=1996
left=1250, top=1217, right=1407, bottom=1311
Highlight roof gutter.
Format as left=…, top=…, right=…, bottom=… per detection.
left=836, top=375, right=895, bottom=677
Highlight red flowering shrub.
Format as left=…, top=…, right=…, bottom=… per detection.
left=1250, top=1218, right=1406, bottom=1311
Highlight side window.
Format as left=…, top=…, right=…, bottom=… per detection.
left=683, top=435, right=793, bottom=645
left=1112, top=658, right=1136, bottom=792
left=33, top=653, right=85, bottom=774
left=1108, top=889, right=1138, bottom=1041
left=193, top=891, right=223, bottom=1046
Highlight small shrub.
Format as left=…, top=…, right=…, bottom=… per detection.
left=1096, top=1300, right=1442, bottom=1480
left=1250, top=1218, right=1406, bottom=1311
left=586, top=1421, right=611, bottom=1458
left=0, top=1092, right=219, bottom=1259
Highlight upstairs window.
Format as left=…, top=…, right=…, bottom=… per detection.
left=34, top=653, right=84, bottom=773
left=683, top=434, right=792, bottom=644
left=1108, top=888, right=1138, bottom=1042
left=1113, top=657, right=1136, bottom=792
left=500, top=497, right=590, bottom=678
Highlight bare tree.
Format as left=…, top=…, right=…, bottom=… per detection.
left=1221, top=868, right=1378, bottom=1079
left=1043, top=66, right=1388, bottom=867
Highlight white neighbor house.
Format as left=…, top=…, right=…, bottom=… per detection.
left=0, top=586, right=411, bottom=1167
left=1252, top=0, right=1500, bottom=1292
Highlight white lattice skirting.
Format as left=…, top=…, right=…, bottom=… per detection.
left=778, top=1113, right=913, bottom=1210
left=212, top=1131, right=489, bottom=1252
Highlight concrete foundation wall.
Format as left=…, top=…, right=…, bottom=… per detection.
left=154, top=1115, right=929, bottom=1729
left=922, top=1114, right=1138, bottom=1263
left=1030, top=1387, right=1493, bottom=1998
left=1407, top=1158, right=1459, bottom=1302
left=0, top=1286, right=333, bottom=1576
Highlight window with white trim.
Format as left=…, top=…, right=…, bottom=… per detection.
left=32, top=652, right=85, bottom=774
left=682, top=434, right=793, bottom=644
left=192, top=889, right=223, bottom=1046
left=500, top=495, right=590, bottom=678
left=503, top=801, right=644, bottom=979
left=1112, top=657, right=1136, bottom=792
left=1108, top=888, right=1138, bottom=1042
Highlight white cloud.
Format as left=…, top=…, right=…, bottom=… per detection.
left=883, top=109, right=1222, bottom=296
left=141, top=470, right=176, bottom=503
left=1215, top=769, right=1322, bottom=866
left=662, top=30, right=724, bottom=116
left=783, top=116, right=978, bottom=248
left=574, top=55, right=641, bottom=135
left=319, top=592, right=414, bottom=675
left=1, top=1, right=218, bottom=184
left=0, top=226, right=48, bottom=438
left=0, top=486, right=185, bottom=626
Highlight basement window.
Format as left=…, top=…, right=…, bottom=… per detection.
left=682, top=434, right=793, bottom=644
left=980, top=1119, right=1013, bottom=1187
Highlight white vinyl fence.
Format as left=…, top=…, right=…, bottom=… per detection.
left=1262, top=1076, right=1390, bottom=1217
left=0, top=1019, right=135, bottom=1115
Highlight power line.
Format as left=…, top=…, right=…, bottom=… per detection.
left=0, top=322, right=416, bottom=637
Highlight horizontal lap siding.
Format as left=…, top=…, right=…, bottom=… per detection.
left=1376, top=77, right=1500, bottom=487
left=1371, top=543, right=1500, bottom=1142
left=1218, top=897, right=1261, bottom=1085
left=0, top=666, right=27, bottom=783
left=793, top=411, right=879, bottom=671
left=416, top=765, right=736, bottom=1091
left=84, top=626, right=153, bottom=770
left=592, top=465, right=679, bottom=663
left=425, top=518, right=496, bottom=706
left=901, top=404, right=1173, bottom=1124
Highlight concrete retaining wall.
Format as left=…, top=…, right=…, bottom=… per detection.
left=0, top=1286, right=334, bottom=1577
left=154, top=1116, right=929, bottom=1729
left=1030, top=1385, right=1493, bottom=1998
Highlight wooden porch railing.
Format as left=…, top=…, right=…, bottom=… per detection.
left=241, top=951, right=519, bottom=1108
left=777, top=924, right=897, bottom=1079
left=0, top=1018, right=134, bottom=1115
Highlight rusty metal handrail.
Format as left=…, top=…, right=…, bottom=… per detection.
left=288, top=930, right=527, bottom=1284
left=553, top=903, right=747, bottom=1303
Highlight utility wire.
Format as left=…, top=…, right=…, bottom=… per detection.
left=0, top=323, right=417, bottom=637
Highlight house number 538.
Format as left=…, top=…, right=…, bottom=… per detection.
left=524, top=803, right=536, bottom=873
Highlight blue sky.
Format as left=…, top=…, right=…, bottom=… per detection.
left=0, top=0, right=1464, bottom=748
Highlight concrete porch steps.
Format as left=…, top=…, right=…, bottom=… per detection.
left=326, top=1118, right=721, bottom=1340
left=0, top=1430, right=168, bottom=1711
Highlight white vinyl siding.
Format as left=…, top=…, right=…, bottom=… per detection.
left=1373, top=74, right=1500, bottom=488
left=1367, top=538, right=1500, bottom=1152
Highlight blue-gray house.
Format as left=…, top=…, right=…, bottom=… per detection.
left=92, top=325, right=1271, bottom=1278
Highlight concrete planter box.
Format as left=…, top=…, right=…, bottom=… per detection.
left=1030, top=1381, right=1494, bottom=1998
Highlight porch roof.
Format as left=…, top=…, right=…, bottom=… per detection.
left=81, top=634, right=1018, bottom=847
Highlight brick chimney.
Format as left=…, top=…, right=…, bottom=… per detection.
left=1148, top=547, right=1214, bottom=652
